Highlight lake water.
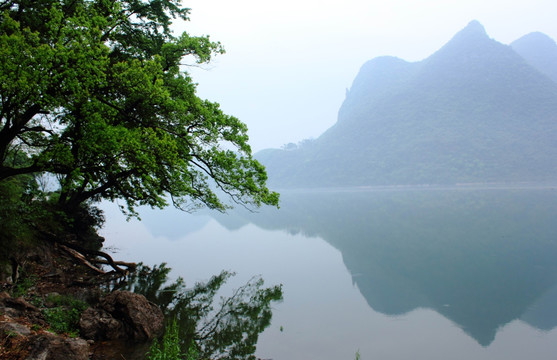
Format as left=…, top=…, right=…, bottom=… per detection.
left=101, top=186, right=557, bottom=360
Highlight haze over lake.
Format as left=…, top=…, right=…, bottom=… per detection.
left=103, top=186, right=557, bottom=359
left=98, top=21, right=557, bottom=359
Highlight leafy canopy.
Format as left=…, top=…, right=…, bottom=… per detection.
left=0, top=0, right=279, bottom=215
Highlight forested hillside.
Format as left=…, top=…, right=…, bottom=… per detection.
left=258, top=21, right=557, bottom=187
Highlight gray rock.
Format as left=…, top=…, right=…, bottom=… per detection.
left=100, top=290, right=164, bottom=341
left=0, top=295, right=46, bottom=326
left=0, top=321, right=32, bottom=337
left=79, top=290, right=163, bottom=342
left=79, top=307, right=123, bottom=340
left=25, top=333, right=89, bottom=360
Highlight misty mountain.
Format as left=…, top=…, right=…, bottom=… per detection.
left=257, top=21, right=557, bottom=187
left=511, top=32, right=557, bottom=83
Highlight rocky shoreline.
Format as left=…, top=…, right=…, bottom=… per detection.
left=0, top=242, right=162, bottom=360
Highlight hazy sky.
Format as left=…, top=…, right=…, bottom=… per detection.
left=176, top=0, right=557, bottom=152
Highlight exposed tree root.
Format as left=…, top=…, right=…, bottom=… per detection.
left=57, top=241, right=136, bottom=275
left=59, top=244, right=106, bottom=274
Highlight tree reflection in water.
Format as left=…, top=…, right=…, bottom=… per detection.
left=115, top=263, right=283, bottom=360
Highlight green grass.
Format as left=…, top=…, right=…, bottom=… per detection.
left=148, top=319, right=198, bottom=360
left=41, top=294, right=88, bottom=337
left=11, top=273, right=37, bottom=298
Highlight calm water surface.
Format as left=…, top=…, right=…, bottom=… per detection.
left=101, top=187, right=557, bottom=360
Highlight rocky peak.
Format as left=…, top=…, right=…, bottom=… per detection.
left=455, top=20, right=488, bottom=39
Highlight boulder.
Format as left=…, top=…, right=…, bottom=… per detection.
left=101, top=290, right=164, bottom=341
left=0, top=295, right=47, bottom=326
left=0, top=321, right=32, bottom=337
left=79, top=307, right=123, bottom=340
left=80, top=290, right=163, bottom=342
left=25, top=333, right=89, bottom=360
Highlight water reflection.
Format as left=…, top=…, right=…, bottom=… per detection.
left=112, top=263, right=282, bottom=360
left=212, top=188, right=557, bottom=346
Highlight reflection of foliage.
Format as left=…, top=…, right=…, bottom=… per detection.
left=120, top=263, right=283, bottom=360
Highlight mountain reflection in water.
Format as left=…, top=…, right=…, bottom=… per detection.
left=211, top=187, right=557, bottom=346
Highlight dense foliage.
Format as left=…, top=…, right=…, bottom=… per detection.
left=0, top=0, right=279, bottom=267
left=0, top=0, right=278, bottom=216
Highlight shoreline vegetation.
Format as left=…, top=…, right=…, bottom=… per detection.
left=1, top=0, right=280, bottom=358
left=0, top=241, right=282, bottom=359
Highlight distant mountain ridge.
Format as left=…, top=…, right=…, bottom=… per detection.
left=511, top=31, right=557, bottom=83
left=258, top=21, right=557, bottom=188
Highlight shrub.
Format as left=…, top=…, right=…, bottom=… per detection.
left=42, top=294, right=89, bottom=337
left=148, top=319, right=199, bottom=360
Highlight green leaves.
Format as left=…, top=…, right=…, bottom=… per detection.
left=1, top=0, right=278, bottom=216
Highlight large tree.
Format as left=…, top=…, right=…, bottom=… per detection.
left=0, top=0, right=278, bottom=215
